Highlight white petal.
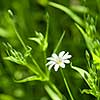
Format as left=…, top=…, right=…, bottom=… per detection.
left=48, top=63, right=55, bottom=70
left=62, top=52, right=69, bottom=58
left=47, top=57, right=55, bottom=61
left=66, top=55, right=72, bottom=59
left=60, top=63, right=65, bottom=68
left=46, top=61, right=55, bottom=66
left=52, top=53, right=58, bottom=59
left=63, top=53, right=72, bottom=59
left=59, top=51, right=65, bottom=58
left=54, top=64, right=59, bottom=71
left=64, top=60, right=70, bottom=64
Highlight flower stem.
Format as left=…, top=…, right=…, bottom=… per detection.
left=97, top=79, right=100, bottom=100
left=60, top=68, right=74, bottom=100
left=14, top=27, right=27, bottom=51
left=30, top=55, right=46, bottom=78
left=48, top=81, right=63, bottom=99
left=43, top=51, right=49, bottom=77
left=53, top=31, right=65, bottom=53
left=12, top=22, right=46, bottom=78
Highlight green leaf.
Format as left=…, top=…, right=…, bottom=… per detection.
left=0, top=28, right=10, bottom=38
left=37, top=0, right=48, bottom=6
left=71, top=65, right=100, bottom=97
left=3, top=43, right=28, bottom=65
left=75, top=24, right=100, bottom=70
left=48, top=1, right=84, bottom=26
left=4, top=56, right=26, bottom=65
left=71, top=65, right=90, bottom=85
left=81, top=89, right=100, bottom=97
left=71, top=64, right=94, bottom=89
left=29, top=13, right=49, bottom=51
left=29, top=31, right=44, bottom=45
left=81, top=89, right=93, bottom=95
left=71, top=64, right=99, bottom=98
left=70, top=5, right=89, bottom=13
left=91, top=52, right=100, bottom=70
left=15, top=75, right=42, bottom=83
left=53, top=31, right=65, bottom=53
left=29, top=31, right=48, bottom=51
left=24, top=46, right=32, bottom=58
left=43, top=13, right=49, bottom=51
left=91, top=52, right=100, bottom=64
left=75, top=23, right=94, bottom=52
left=44, top=85, right=61, bottom=100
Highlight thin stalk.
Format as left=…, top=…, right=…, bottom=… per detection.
left=43, top=51, right=49, bottom=78
left=14, top=27, right=27, bottom=51
left=60, top=69, right=74, bottom=100
left=12, top=22, right=46, bottom=78
left=29, top=54, right=47, bottom=78
left=48, top=81, right=63, bottom=99
left=26, top=64, right=39, bottom=75
left=44, top=12, right=49, bottom=77
left=97, top=79, right=100, bottom=100
left=53, top=31, right=65, bottom=53
left=44, top=85, right=61, bottom=100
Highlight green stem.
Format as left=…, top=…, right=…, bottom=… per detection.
left=13, top=24, right=27, bottom=51
left=43, top=12, right=49, bottom=77
left=53, top=31, right=65, bottom=53
left=60, top=69, right=74, bottom=100
left=97, top=79, right=100, bottom=100
left=29, top=55, right=47, bottom=78
left=12, top=22, right=47, bottom=78
left=48, top=81, right=63, bottom=99
left=26, top=64, right=39, bottom=75
left=43, top=51, right=49, bottom=77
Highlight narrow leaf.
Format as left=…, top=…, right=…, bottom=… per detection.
left=75, top=23, right=93, bottom=51
left=15, top=75, right=42, bottom=83
left=43, top=12, right=49, bottom=51
left=53, top=31, right=65, bottom=53
left=29, top=37, right=41, bottom=45
left=48, top=1, right=84, bottom=26
left=4, top=56, right=26, bottom=65
left=91, top=52, right=100, bottom=64
left=70, top=5, right=89, bottom=13
left=81, top=89, right=100, bottom=97
left=71, top=64, right=92, bottom=88
left=44, top=85, right=61, bottom=100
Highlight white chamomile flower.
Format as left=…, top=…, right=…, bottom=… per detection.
left=46, top=51, right=72, bottom=71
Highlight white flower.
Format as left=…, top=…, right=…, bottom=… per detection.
left=46, top=51, right=72, bottom=71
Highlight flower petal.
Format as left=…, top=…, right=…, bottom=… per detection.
left=47, top=57, right=55, bottom=61
left=48, top=63, right=55, bottom=70
left=46, top=61, right=55, bottom=66
left=54, top=64, right=59, bottom=71
left=52, top=53, right=58, bottom=59
left=60, top=63, right=65, bottom=68
left=63, top=53, right=72, bottom=59
left=64, top=60, right=70, bottom=64
left=59, top=51, right=65, bottom=58
left=66, top=55, right=72, bottom=59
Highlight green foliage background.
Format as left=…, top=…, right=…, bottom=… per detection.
left=0, top=0, right=100, bottom=100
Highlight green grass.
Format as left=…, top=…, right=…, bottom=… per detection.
left=0, top=0, right=100, bottom=100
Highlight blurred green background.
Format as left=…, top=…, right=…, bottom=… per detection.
left=0, top=0, right=100, bottom=100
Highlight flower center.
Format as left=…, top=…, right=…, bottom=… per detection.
left=56, top=58, right=62, bottom=65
